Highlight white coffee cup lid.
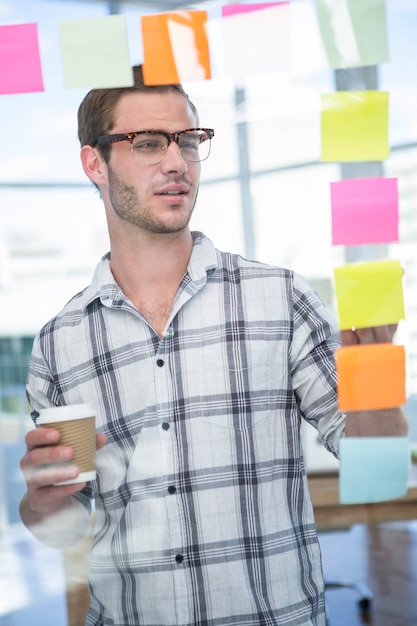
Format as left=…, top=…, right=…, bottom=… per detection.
left=37, top=403, right=95, bottom=424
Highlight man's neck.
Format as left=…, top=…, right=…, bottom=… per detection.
left=108, top=229, right=194, bottom=334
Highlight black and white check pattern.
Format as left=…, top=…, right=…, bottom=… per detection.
left=27, top=232, right=344, bottom=626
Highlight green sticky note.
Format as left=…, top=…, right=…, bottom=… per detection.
left=317, top=0, right=389, bottom=69
left=339, top=437, right=409, bottom=504
left=321, top=91, right=389, bottom=162
left=334, top=260, right=405, bottom=330
left=59, top=15, right=133, bottom=89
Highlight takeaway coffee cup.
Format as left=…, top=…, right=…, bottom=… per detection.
left=37, top=403, right=96, bottom=485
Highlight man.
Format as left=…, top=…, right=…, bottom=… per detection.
left=20, top=65, right=408, bottom=626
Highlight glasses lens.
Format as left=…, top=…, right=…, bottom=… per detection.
left=131, top=133, right=168, bottom=165
left=178, top=131, right=211, bottom=162
left=130, top=130, right=212, bottom=164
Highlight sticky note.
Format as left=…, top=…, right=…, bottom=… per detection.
left=290, top=1, right=329, bottom=75
left=321, top=91, right=389, bottom=162
left=333, top=260, right=405, bottom=330
left=221, top=3, right=291, bottom=75
left=336, top=344, right=406, bottom=411
left=0, top=23, right=44, bottom=94
left=334, top=260, right=405, bottom=330
left=331, top=177, right=399, bottom=246
left=59, top=15, right=133, bottom=89
left=339, top=437, right=409, bottom=504
left=317, top=0, right=389, bottom=69
left=141, top=11, right=211, bottom=85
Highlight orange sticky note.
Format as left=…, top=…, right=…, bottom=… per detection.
left=141, top=11, right=211, bottom=85
left=336, top=344, right=406, bottom=411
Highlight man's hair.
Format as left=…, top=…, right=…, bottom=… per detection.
left=77, top=64, right=199, bottom=162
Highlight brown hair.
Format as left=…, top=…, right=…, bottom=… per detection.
left=77, top=64, right=198, bottom=162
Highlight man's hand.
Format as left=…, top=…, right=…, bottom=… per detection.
left=341, top=323, right=398, bottom=346
left=19, top=427, right=106, bottom=547
left=341, top=323, right=409, bottom=437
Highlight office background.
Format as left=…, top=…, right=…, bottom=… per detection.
left=1, top=1, right=416, bottom=624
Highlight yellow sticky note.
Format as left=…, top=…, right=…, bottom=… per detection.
left=59, top=15, right=133, bottom=89
left=321, top=91, right=389, bottom=162
left=336, top=344, right=406, bottom=411
left=141, top=11, right=211, bottom=85
left=334, top=260, right=405, bottom=330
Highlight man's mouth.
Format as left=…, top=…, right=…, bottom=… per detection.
left=156, top=184, right=189, bottom=196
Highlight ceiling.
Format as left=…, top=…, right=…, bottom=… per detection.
left=43, top=0, right=217, bottom=9
left=109, top=0, right=211, bottom=8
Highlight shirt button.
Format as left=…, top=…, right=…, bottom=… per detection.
left=168, top=485, right=176, bottom=495
left=175, top=554, right=184, bottom=564
left=162, top=422, right=170, bottom=431
left=156, top=358, right=164, bottom=367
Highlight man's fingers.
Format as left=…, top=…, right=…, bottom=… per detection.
left=96, top=433, right=107, bottom=450
left=341, top=323, right=399, bottom=346
left=25, top=426, right=60, bottom=449
left=372, top=323, right=398, bottom=343
left=351, top=327, right=376, bottom=344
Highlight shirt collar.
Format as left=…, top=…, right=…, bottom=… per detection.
left=188, top=231, right=218, bottom=283
left=83, top=231, right=218, bottom=310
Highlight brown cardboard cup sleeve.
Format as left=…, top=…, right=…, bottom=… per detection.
left=37, top=403, right=96, bottom=485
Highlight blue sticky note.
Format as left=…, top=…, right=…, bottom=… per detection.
left=339, top=437, right=409, bottom=504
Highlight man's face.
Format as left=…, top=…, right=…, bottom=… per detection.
left=102, top=90, right=201, bottom=236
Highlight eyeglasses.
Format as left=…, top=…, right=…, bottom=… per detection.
left=95, top=128, right=214, bottom=165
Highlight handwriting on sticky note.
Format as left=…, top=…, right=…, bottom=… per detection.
left=141, top=11, right=211, bottom=85
left=59, top=15, right=133, bottom=89
left=331, top=177, right=399, bottom=246
left=336, top=344, right=406, bottom=411
left=0, top=23, right=44, bottom=94
left=339, top=437, right=409, bottom=504
left=333, top=259, right=405, bottom=330
left=321, top=91, right=389, bottom=162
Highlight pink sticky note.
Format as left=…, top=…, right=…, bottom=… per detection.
left=0, top=23, right=44, bottom=94
left=331, top=177, right=398, bottom=246
left=222, top=3, right=284, bottom=17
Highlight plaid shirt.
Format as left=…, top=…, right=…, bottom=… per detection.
left=27, top=232, right=344, bottom=626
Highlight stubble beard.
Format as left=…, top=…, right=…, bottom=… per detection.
left=107, top=165, right=198, bottom=235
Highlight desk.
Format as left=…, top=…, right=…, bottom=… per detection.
left=308, top=470, right=417, bottom=531
left=311, top=467, right=417, bottom=625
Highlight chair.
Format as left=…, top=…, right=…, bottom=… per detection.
left=325, top=579, right=373, bottom=624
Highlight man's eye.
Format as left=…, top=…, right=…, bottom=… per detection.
left=133, top=140, right=161, bottom=152
left=180, top=140, right=199, bottom=151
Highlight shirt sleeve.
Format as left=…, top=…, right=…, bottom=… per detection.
left=26, top=330, right=62, bottom=418
left=26, top=331, right=94, bottom=510
left=290, top=271, right=345, bottom=458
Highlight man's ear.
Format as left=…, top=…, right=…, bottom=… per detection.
left=80, top=145, right=107, bottom=187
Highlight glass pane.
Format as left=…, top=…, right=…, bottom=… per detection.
left=191, top=180, right=244, bottom=254
left=1, top=2, right=417, bottom=625
left=386, top=147, right=417, bottom=395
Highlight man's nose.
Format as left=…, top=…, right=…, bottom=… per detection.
left=162, top=140, right=188, bottom=172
